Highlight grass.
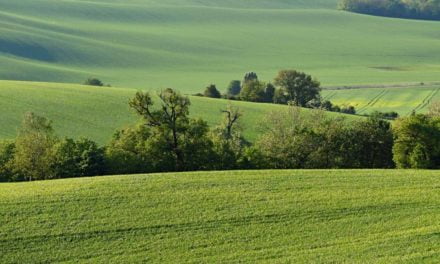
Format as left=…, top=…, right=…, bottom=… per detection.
left=0, top=80, right=357, bottom=144
left=1, top=170, right=439, bottom=263
left=322, top=85, right=440, bottom=115
left=0, top=0, right=440, bottom=93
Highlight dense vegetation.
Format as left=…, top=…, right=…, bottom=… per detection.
left=1, top=86, right=439, bottom=182
left=201, top=71, right=357, bottom=115
left=339, top=0, right=440, bottom=20
left=1, top=170, right=439, bottom=263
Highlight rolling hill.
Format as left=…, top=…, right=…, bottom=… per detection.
left=0, top=0, right=440, bottom=93
left=0, top=80, right=358, bottom=144
left=1, top=170, right=439, bottom=262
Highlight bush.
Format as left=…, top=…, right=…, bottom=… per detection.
left=84, top=78, right=105, bottom=86
left=204, top=84, right=222, bottom=98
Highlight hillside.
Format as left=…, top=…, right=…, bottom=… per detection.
left=1, top=170, right=439, bottom=262
left=322, top=85, right=440, bottom=115
left=0, top=0, right=440, bottom=92
left=0, top=80, right=357, bottom=144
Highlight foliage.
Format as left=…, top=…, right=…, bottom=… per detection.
left=129, top=89, right=215, bottom=171
left=339, top=0, right=440, bottom=20
left=256, top=107, right=394, bottom=169
left=84, top=78, right=105, bottom=86
left=240, top=80, right=267, bottom=102
left=226, top=80, right=241, bottom=96
left=204, top=84, right=222, bottom=98
left=51, top=138, right=105, bottom=178
left=392, top=114, right=440, bottom=169
left=274, top=70, right=321, bottom=107
left=0, top=140, right=15, bottom=182
left=11, top=112, right=58, bottom=181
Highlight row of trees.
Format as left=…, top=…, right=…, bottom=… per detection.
left=202, top=70, right=357, bottom=115
left=339, top=0, right=440, bottom=20
left=1, top=90, right=439, bottom=182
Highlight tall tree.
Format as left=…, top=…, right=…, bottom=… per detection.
left=274, top=70, right=321, bottom=107
left=12, top=113, right=58, bottom=181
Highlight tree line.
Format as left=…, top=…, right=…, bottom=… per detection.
left=339, top=0, right=440, bottom=20
left=1, top=86, right=440, bottom=182
left=199, top=70, right=357, bottom=115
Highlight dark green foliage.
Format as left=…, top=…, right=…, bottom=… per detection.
left=370, top=111, right=399, bottom=120
left=339, top=0, right=440, bottom=21
left=204, top=84, right=222, bottom=98
left=52, top=138, right=105, bottom=178
left=393, top=114, right=440, bottom=169
left=263, top=83, right=276, bottom=103
left=0, top=140, right=15, bottom=182
left=243, top=72, right=258, bottom=84
left=227, top=80, right=241, bottom=96
left=129, top=88, right=215, bottom=171
left=274, top=70, right=321, bottom=107
left=84, top=78, right=104, bottom=86
left=340, top=106, right=356, bottom=115
left=256, top=107, right=394, bottom=169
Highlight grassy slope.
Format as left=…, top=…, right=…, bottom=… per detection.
left=0, top=0, right=440, bottom=93
left=0, top=80, right=355, bottom=144
left=1, top=170, right=439, bottom=263
left=322, top=85, right=440, bottom=115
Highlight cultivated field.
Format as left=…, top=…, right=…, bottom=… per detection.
left=322, top=85, right=440, bottom=115
left=0, top=80, right=357, bottom=144
left=1, top=170, right=439, bottom=263
left=0, top=0, right=440, bottom=92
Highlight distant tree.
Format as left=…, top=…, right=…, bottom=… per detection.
left=12, top=113, right=58, bottom=181
left=263, top=83, right=276, bottom=103
left=243, top=72, right=258, bottom=84
left=393, top=114, right=440, bottom=169
left=240, top=80, right=266, bottom=102
left=84, top=78, right=104, bottom=86
left=227, top=80, right=242, bottom=96
left=274, top=70, right=321, bottom=107
left=340, top=106, right=356, bottom=115
left=204, top=84, right=222, bottom=98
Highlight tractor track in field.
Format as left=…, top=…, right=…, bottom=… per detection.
left=411, top=87, right=440, bottom=115
left=357, top=89, right=388, bottom=114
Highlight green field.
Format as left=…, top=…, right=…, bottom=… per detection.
left=0, top=80, right=357, bottom=144
left=322, top=85, right=440, bottom=115
left=1, top=0, right=440, bottom=93
left=1, top=170, right=439, bottom=262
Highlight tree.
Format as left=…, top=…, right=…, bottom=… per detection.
left=0, top=140, right=15, bottom=182
left=12, top=113, right=58, bottom=181
left=243, top=72, right=258, bottom=84
left=204, top=84, right=222, bottom=98
left=129, top=88, right=214, bottom=171
left=51, top=138, right=105, bottom=178
left=274, top=70, right=321, bottom=107
left=240, top=80, right=266, bottom=102
left=84, top=78, right=104, bottom=86
left=210, top=105, right=247, bottom=170
left=227, top=80, right=241, bottom=96
left=392, top=114, right=440, bottom=169
left=263, top=83, right=276, bottom=103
